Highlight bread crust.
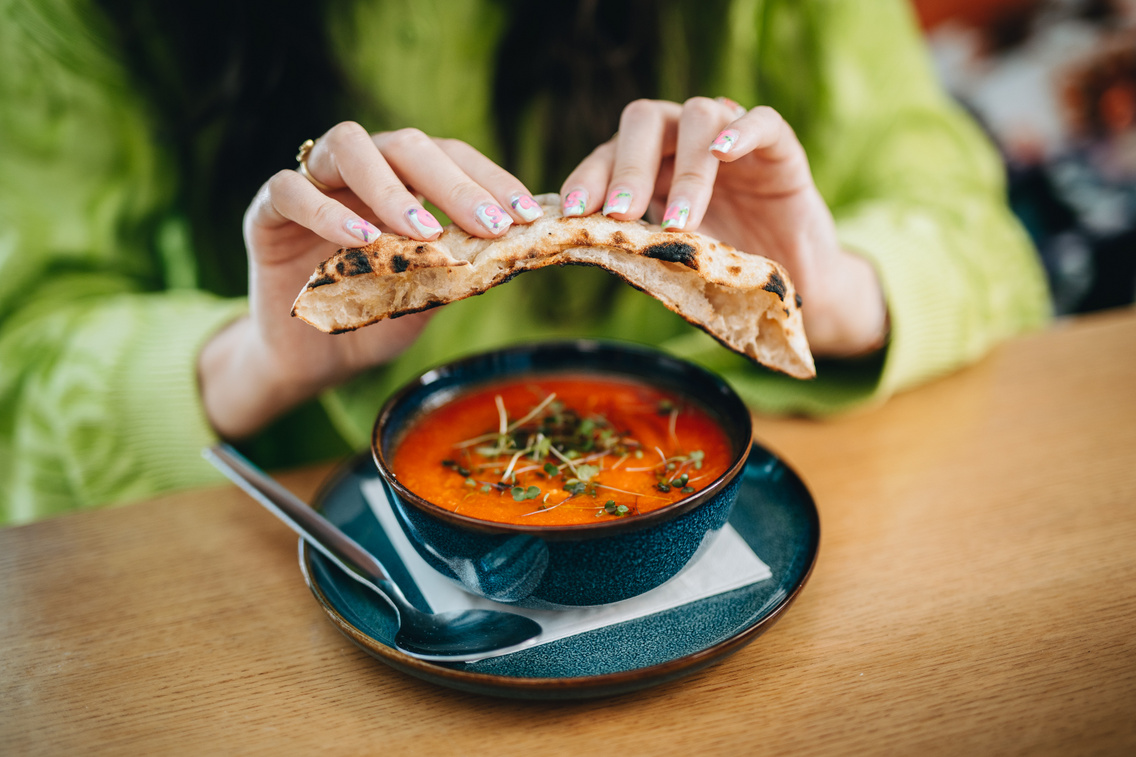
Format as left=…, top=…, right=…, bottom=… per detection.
left=291, top=194, right=815, bottom=379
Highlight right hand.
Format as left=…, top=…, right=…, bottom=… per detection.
left=199, top=121, right=546, bottom=440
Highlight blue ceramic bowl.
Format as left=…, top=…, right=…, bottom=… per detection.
left=371, top=341, right=753, bottom=607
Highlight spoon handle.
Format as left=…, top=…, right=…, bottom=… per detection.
left=204, top=444, right=402, bottom=601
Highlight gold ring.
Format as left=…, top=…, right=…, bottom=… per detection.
left=296, top=139, right=333, bottom=192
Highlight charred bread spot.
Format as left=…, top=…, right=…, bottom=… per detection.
left=569, top=233, right=592, bottom=247
left=795, top=293, right=803, bottom=308
left=610, top=231, right=628, bottom=245
left=341, top=249, right=373, bottom=276
left=644, top=241, right=697, bottom=269
left=308, top=275, right=336, bottom=288
left=415, top=245, right=426, bottom=254
left=784, top=308, right=790, bottom=317
left=762, top=271, right=786, bottom=300
left=728, top=265, right=741, bottom=276
left=391, top=255, right=409, bottom=273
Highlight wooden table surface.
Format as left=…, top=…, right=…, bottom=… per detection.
left=3, top=309, right=1135, bottom=755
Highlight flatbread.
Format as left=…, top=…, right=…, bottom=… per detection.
left=291, top=194, right=815, bottom=379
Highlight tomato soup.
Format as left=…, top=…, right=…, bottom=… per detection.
left=389, top=374, right=734, bottom=526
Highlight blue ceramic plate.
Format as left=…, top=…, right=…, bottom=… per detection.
left=301, top=443, right=819, bottom=699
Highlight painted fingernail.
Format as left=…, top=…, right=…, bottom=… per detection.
left=603, top=188, right=633, bottom=216
left=510, top=193, right=543, bottom=222
left=661, top=200, right=690, bottom=231
left=345, top=218, right=380, bottom=244
left=710, top=129, right=739, bottom=154
left=715, top=96, right=747, bottom=118
left=475, top=202, right=512, bottom=234
left=406, top=208, right=443, bottom=238
left=562, top=189, right=588, bottom=217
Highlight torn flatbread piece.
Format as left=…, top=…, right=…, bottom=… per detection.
left=291, top=194, right=815, bottom=379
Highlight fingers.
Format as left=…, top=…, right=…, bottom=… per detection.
left=658, top=97, right=733, bottom=231
left=434, top=138, right=545, bottom=224
left=298, top=122, right=444, bottom=242
left=250, top=169, right=383, bottom=254
left=601, top=100, right=680, bottom=220
left=276, top=121, right=543, bottom=244
left=709, top=105, right=803, bottom=165
left=558, top=141, right=614, bottom=217
left=560, top=97, right=773, bottom=231
left=373, top=129, right=543, bottom=238
left=559, top=99, right=681, bottom=220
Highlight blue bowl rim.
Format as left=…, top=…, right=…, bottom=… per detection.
left=371, top=339, right=754, bottom=540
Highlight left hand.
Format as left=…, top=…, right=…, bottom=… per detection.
left=560, top=97, right=888, bottom=357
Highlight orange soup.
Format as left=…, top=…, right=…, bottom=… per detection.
left=389, top=374, right=733, bottom=526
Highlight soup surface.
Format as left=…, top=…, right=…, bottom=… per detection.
left=389, top=374, right=733, bottom=526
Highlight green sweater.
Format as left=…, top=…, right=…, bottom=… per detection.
left=0, top=0, right=1050, bottom=524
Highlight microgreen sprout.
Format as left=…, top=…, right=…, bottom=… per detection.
left=511, top=485, right=541, bottom=502
left=575, top=463, right=600, bottom=482
left=603, top=500, right=631, bottom=517
left=440, top=392, right=711, bottom=518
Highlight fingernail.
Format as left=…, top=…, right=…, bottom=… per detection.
left=510, top=193, right=543, bottom=222
left=710, top=129, right=739, bottom=154
left=661, top=200, right=690, bottom=231
left=345, top=218, right=380, bottom=244
left=715, top=96, right=747, bottom=119
left=475, top=202, right=512, bottom=234
left=406, top=208, right=443, bottom=238
left=603, top=188, right=633, bottom=216
left=562, top=189, right=588, bottom=217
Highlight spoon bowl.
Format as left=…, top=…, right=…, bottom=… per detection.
left=204, top=444, right=542, bottom=662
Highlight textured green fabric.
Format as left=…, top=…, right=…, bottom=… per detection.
left=0, top=0, right=1051, bottom=524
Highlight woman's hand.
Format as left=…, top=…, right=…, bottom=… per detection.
left=199, top=122, right=546, bottom=440
left=560, top=98, right=888, bottom=357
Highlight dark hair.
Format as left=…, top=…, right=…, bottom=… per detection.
left=95, top=0, right=662, bottom=297
left=95, top=0, right=353, bottom=295
left=492, top=0, right=660, bottom=183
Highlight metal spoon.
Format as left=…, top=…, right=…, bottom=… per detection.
left=203, top=444, right=542, bottom=662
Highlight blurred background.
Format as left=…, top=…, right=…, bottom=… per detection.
left=914, top=0, right=1136, bottom=315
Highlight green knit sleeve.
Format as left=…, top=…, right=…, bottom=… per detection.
left=0, top=0, right=247, bottom=523
left=669, top=0, right=1052, bottom=415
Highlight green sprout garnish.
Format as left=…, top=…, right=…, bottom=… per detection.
left=603, top=500, right=631, bottom=517
left=446, top=392, right=711, bottom=518
left=511, top=485, right=542, bottom=502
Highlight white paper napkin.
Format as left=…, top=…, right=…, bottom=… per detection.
left=361, top=478, right=771, bottom=654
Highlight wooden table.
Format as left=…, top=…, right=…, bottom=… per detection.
left=3, top=309, right=1135, bottom=755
